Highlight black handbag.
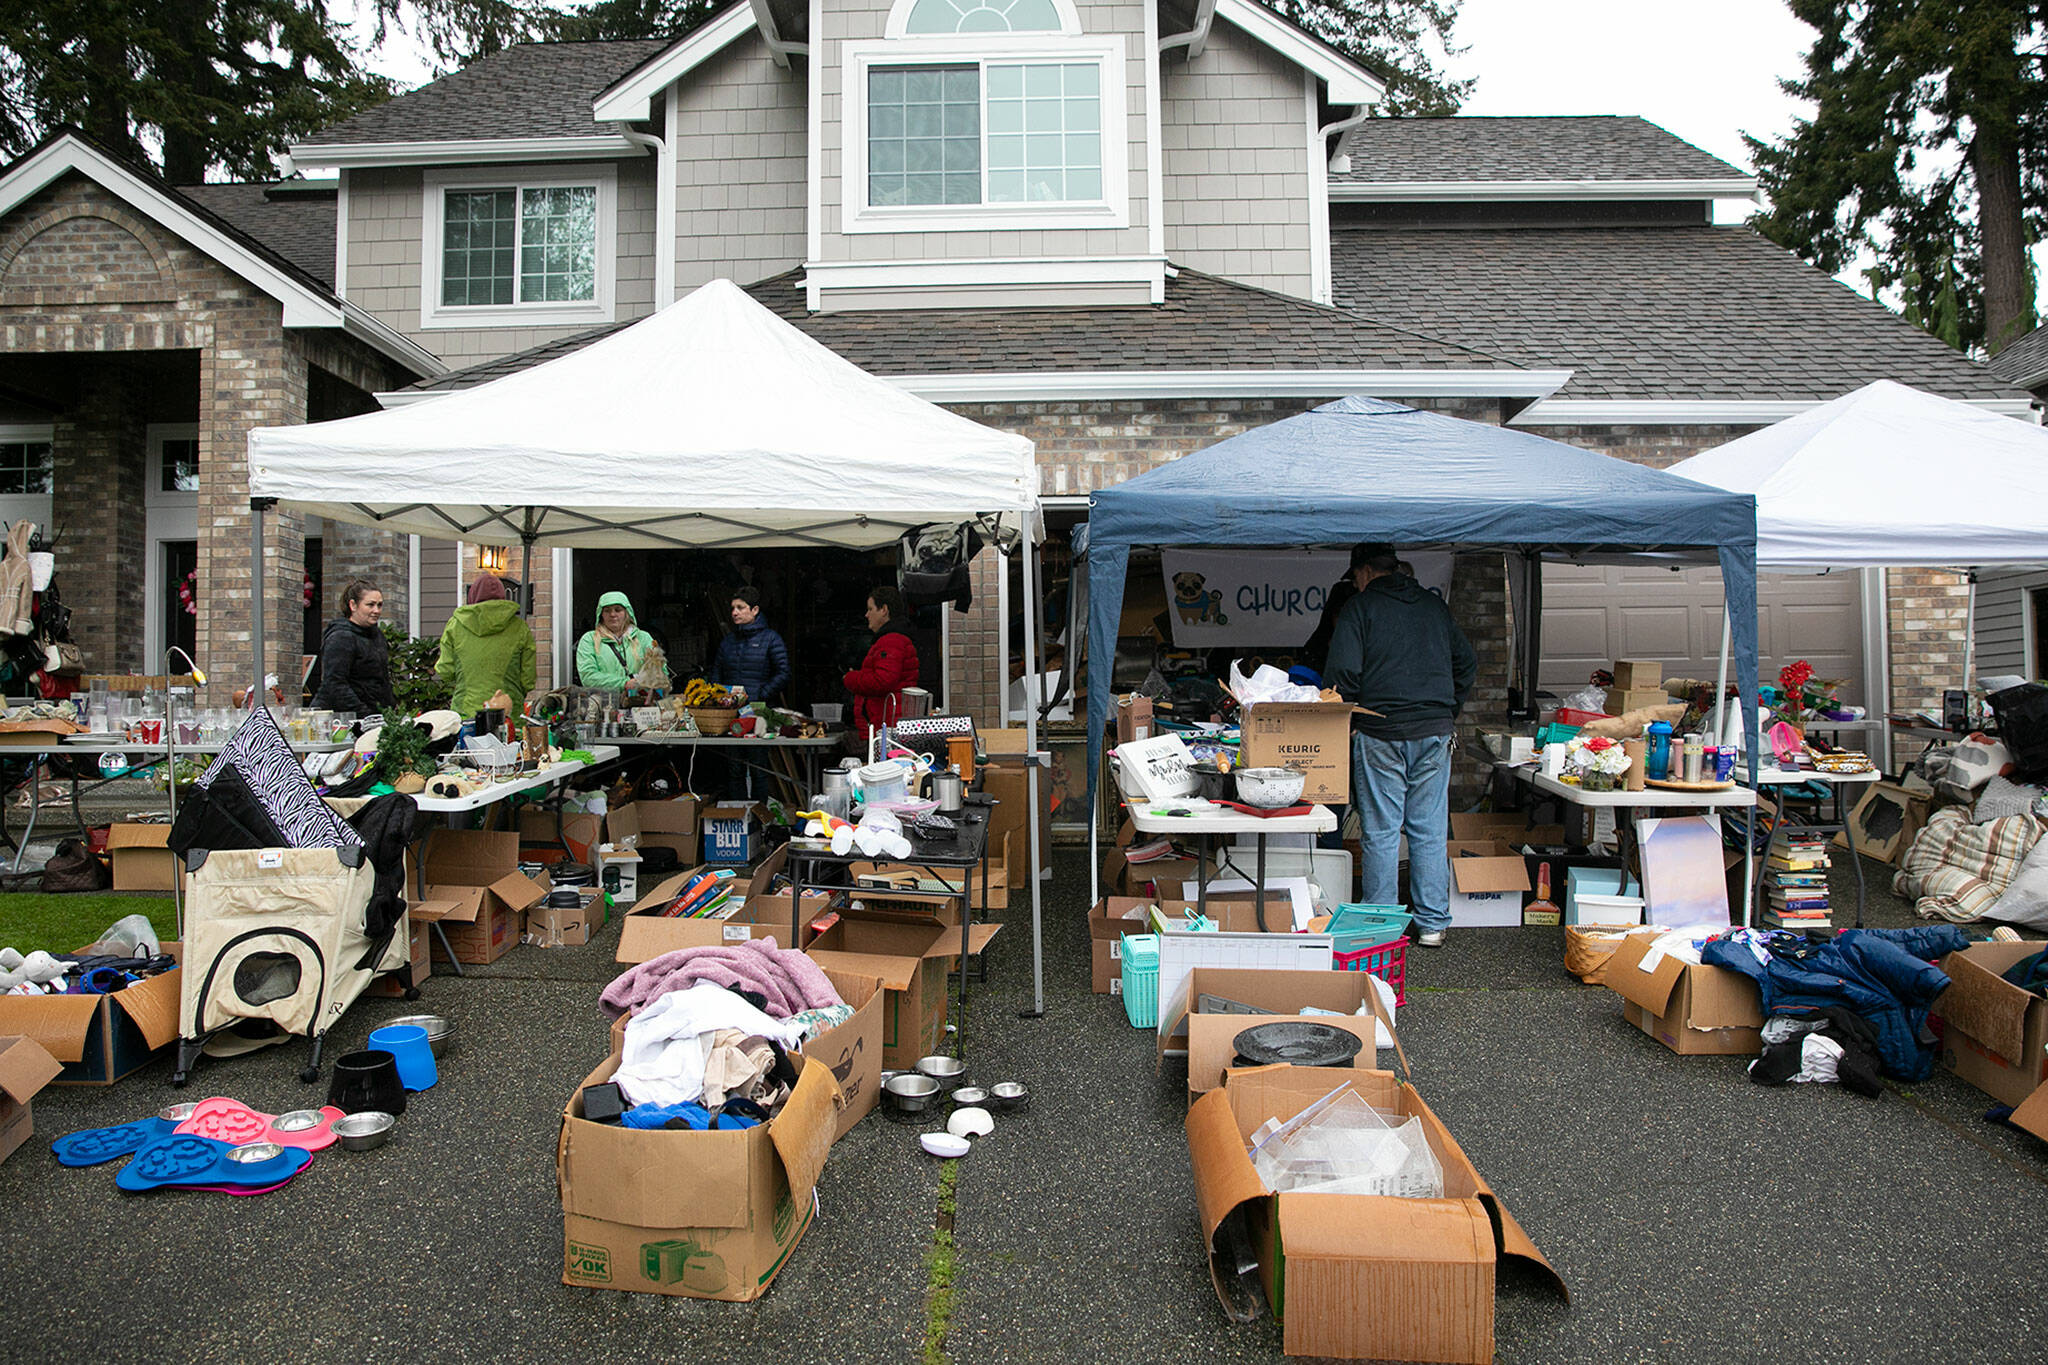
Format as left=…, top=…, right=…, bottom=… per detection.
left=42, top=837, right=109, bottom=893
left=1990, top=683, right=2048, bottom=780
left=898, top=522, right=988, bottom=612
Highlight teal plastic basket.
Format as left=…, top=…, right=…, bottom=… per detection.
left=1119, top=933, right=1160, bottom=1028
left=1325, top=904, right=1412, bottom=954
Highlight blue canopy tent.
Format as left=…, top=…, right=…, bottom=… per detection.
left=1084, top=396, right=1763, bottom=906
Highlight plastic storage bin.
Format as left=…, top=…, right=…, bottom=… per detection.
left=1325, top=905, right=1412, bottom=954
left=1333, top=937, right=1408, bottom=1006
left=1119, top=933, right=1159, bottom=1028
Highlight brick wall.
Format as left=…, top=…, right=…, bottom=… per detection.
left=1887, top=565, right=1971, bottom=728
left=51, top=369, right=148, bottom=672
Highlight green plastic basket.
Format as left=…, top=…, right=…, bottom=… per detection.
left=1325, top=904, right=1412, bottom=954
left=1119, top=933, right=1160, bottom=1028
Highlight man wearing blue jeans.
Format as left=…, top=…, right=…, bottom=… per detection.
left=1325, top=544, right=1476, bottom=947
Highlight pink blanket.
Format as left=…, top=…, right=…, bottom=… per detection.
left=600, top=938, right=843, bottom=1020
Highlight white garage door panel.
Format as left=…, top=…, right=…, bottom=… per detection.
left=1541, top=566, right=1864, bottom=705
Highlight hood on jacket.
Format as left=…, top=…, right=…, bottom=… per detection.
left=1367, top=573, right=1432, bottom=606
left=593, top=590, right=639, bottom=631
left=451, top=598, right=524, bottom=638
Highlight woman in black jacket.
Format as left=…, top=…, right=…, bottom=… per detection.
left=312, top=578, right=396, bottom=715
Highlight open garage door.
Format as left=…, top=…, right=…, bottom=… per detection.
left=1541, top=564, right=1865, bottom=706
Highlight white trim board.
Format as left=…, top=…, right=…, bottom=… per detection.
left=291, top=134, right=646, bottom=170
left=593, top=4, right=762, bottom=121
left=1329, top=177, right=1759, bottom=203
left=0, top=134, right=442, bottom=377
left=1511, top=396, right=2039, bottom=426
left=1210, top=0, right=1381, bottom=104
left=417, top=164, right=619, bottom=332
left=894, top=367, right=1572, bottom=401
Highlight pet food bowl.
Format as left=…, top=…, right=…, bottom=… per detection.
left=883, top=1073, right=942, bottom=1120
left=949, top=1086, right=990, bottom=1109
left=915, top=1055, right=966, bottom=1094
left=920, top=1132, right=971, bottom=1158
left=986, top=1081, right=1031, bottom=1113
left=332, top=1112, right=395, bottom=1152
left=158, top=1103, right=197, bottom=1123
left=947, top=1107, right=995, bottom=1139
left=271, top=1110, right=324, bottom=1133
left=226, top=1142, right=285, bottom=1164
left=1234, top=766, right=1306, bottom=808
left=386, top=1014, right=454, bottom=1058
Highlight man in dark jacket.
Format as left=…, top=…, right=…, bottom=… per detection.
left=713, top=586, right=791, bottom=702
left=1325, top=544, right=1476, bottom=948
left=311, top=579, right=395, bottom=715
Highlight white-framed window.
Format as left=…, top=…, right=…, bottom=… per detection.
left=0, top=428, right=53, bottom=499
left=420, top=165, right=616, bottom=329
left=843, top=0, right=1126, bottom=236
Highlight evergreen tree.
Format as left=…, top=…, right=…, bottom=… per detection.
left=1748, top=0, right=2048, bottom=354
left=1255, top=0, right=1471, bottom=115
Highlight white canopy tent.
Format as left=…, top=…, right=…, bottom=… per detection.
left=248, top=277, right=1054, bottom=1011
left=1669, top=378, right=2048, bottom=738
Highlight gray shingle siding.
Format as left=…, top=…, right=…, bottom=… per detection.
left=1332, top=116, right=1746, bottom=186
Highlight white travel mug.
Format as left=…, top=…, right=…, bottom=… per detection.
left=1541, top=742, right=1568, bottom=778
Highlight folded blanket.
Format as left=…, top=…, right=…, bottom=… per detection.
left=600, top=937, right=843, bottom=1020
left=1894, top=807, right=2042, bottom=922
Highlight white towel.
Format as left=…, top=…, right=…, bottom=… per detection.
left=613, top=982, right=809, bottom=1108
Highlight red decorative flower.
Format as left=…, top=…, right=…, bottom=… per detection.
left=1583, top=735, right=1617, bottom=751
left=179, top=569, right=197, bottom=617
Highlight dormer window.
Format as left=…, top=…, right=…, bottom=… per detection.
left=419, top=164, right=617, bottom=329
left=844, top=0, right=1124, bottom=233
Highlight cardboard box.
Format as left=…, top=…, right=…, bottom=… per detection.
left=528, top=892, right=602, bottom=948
left=418, top=829, right=549, bottom=966
left=616, top=854, right=836, bottom=963
left=1934, top=941, right=2048, bottom=1107
left=0, top=1035, right=61, bottom=1162
left=0, top=946, right=182, bottom=1085
left=1187, top=1065, right=1562, bottom=1362
left=368, top=915, right=432, bottom=998
left=593, top=847, right=641, bottom=905
left=806, top=919, right=1000, bottom=1069
left=1603, top=931, right=1763, bottom=1056
left=701, top=802, right=760, bottom=864
left=1237, top=701, right=1362, bottom=805
left=1610, top=659, right=1662, bottom=689
left=1448, top=812, right=1570, bottom=848
left=1836, top=781, right=1930, bottom=865
left=1445, top=840, right=1531, bottom=928
left=847, top=832, right=1011, bottom=915
left=1158, top=967, right=1399, bottom=1097
left=607, top=797, right=700, bottom=868
left=106, top=823, right=181, bottom=892
left=981, top=754, right=1049, bottom=890
left=1604, top=686, right=1670, bottom=716
left=1116, top=695, right=1155, bottom=744
left=520, top=809, right=603, bottom=866
left=1102, top=819, right=1210, bottom=899
left=558, top=1050, right=838, bottom=1300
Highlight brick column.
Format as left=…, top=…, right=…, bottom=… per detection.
left=1886, top=565, right=1971, bottom=765
left=321, top=522, right=411, bottom=629
left=1450, top=552, right=1510, bottom=805
left=50, top=367, right=148, bottom=674
left=198, top=321, right=307, bottom=706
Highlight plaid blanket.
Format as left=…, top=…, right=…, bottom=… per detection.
left=1894, top=807, right=2042, bottom=922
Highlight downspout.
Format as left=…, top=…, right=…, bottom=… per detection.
left=1158, top=0, right=1215, bottom=59
left=618, top=122, right=674, bottom=307
left=749, top=0, right=809, bottom=66
left=1318, top=103, right=1369, bottom=168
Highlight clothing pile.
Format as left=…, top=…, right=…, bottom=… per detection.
left=1701, top=924, right=1966, bottom=1087
left=600, top=941, right=850, bottom=1130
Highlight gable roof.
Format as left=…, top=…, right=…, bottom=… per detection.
left=1331, top=116, right=1755, bottom=199
left=391, top=266, right=1563, bottom=402
left=294, top=40, right=668, bottom=164
left=0, top=129, right=439, bottom=376
left=174, top=181, right=336, bottom=290
left=1989, top=322, right=2048, bottom=391
left=1330, top=223, right=2025, bottom=410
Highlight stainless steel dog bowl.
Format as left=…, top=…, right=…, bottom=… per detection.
left=332, top=1111, right=395, bottom=1151
left=226, top=1142, right=285, bottom=1164
left=271, top=1109, right=324, bottom=1133
left=987, top=1081, right=1031, bottom=1113
left=915, top=1055, right=966, bottom=1094
left=158, top=1103, right=197, bottom=1123
left=950, top=1085, right=990, bottom=1108
left=386, top=1013, right=454, bottom=1058
left=882, top=1073, right=942, bottom=1120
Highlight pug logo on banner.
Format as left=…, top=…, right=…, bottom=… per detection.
left=1158, top=549, right=1452, bottom=647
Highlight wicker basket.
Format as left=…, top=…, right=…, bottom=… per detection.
left=688, top=706, right=739, bottom=737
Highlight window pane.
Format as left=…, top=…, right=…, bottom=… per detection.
left=442, top=189, right=515, bottom=307
left=904, top=0, right=1061, bottom=32
left=160, top=438, right=198, bottom=493
left=1064, top=62, right=1098, bottom=95
left=518, top=185, right=596, bottom=303
left=987, top=64, right=1023, bottom=98
left=903, top=0, right=962, bottom=33
left=988, top=169, right=1027, bottom=201
left=1024, top=64, right=1061, bottom=96
left=26, top=442, right=51, bottom=495
left=985, top=64, right=1104, bottom=203
left=988, top=133, right=1025, bottom=170
left=1065, top=131, right=1100, bottom=169
left=1066, top=166, right=1101, bottom=199
left=1006, top=0, right=1061, bottom=29
left=1067, top=96, right=1099, bottom=132
left=868, top=65, right=980, bottom=206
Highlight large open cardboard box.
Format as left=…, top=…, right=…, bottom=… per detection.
left=1445, top=840, right=1531, bottom=929
left=558, top=1049, right=838, bottom=1299
left=806, top=918, right=998, bottom=1069
left=1187, top=1062, right=1564, bottom=1362
left=0, top=1034, right=61, bottom=1162
left=1935, top=940, right=2048, bottom=1107
left=615, top=854, right=836, bottom=963
left=0, top=945, right=182, bottom=1084
left=981, top=736, right=1049, bottom=889
left=1159, top=966, right=1395, bottom=1098
left=1237, top=701, right=1362, bottom=805
left=418, top=829, right=549, bottom=965
left=606, top=797, right=700, bottom=869
left=1103, top=818, right=1209, bottom=899
left=519, top=809, right=603, bottom=867
left=1603, top=931, right=1763, bottom=1056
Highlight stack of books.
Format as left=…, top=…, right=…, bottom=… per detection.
left=1763, top=830, right=1832, bottom=931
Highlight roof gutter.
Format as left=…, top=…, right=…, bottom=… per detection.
left=1158, top=0, right=1216, bottom=60
left=1329, top=177, right=1761, bottom=203
left=749, top=0, right=808, bottom=66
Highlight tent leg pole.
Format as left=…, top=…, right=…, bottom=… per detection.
left=1021, top=537, right=1045, bottom=1019
left=250, top=497, right=274, bottom=707
left=1964, top=571, right=1977, bottom=689
left=1715, top=607, right=1732, bottom=724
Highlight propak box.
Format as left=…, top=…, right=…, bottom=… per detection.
left=0, top=945, right=182, bottom=1085
left=1445, top=840, right=1530, bottom=928
left=806, top=918, right=999, bottom=1069
left=1237, top=702, right=1363, bottom=805
left=417, top=829, right=549, bottom=965
left=1187, top=1064, right=1564, bottom=1362
left=1934, top=940, right=2048, bottom=1107
left=1603, top=930, right=1763, bottom=1056
left=558, top=1050, right=839, bottom=1300
left=0, top=1035, right=61, bottom=1162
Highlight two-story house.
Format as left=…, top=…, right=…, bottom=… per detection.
left=0, top=0, right=2026, bottom=747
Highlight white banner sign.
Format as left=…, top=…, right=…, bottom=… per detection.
left=1158, top=549, right=1451, bottom=647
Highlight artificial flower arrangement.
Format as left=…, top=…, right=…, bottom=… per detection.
left=1564, top=733, right=1632, bottom=789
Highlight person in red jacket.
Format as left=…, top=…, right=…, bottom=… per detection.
left=844, top=585, right=919, bottom=740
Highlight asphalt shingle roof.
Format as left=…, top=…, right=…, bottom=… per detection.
left=1331, top=224, right=2023, bottom=402
left=305, top=40, right=670, bottom=145
left=1332, top=116, right=1747, bottom=187
left=174, top=181, right=336, bottom=290
left=1989, top=322, right=2048, bottom=388
left=402, top=266, right=1524, bottom=392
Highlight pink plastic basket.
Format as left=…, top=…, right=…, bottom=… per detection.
left=1333, top=938, right=1407, bottom=1006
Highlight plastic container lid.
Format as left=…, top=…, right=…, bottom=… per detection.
left=1647, top=721, right=1673, bottom=735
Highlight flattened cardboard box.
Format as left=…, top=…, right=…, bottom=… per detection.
left=806, top=918, right=1000, bottom=1070
left=1934, top=940, right=2048, bottom=1108
left=1603, top=931, right=1762, bottom=1056
left=558, top=1050, right=839, bottom=1300
left=1187, top=1064, right=1565, bottom=1362
left=1237, top=701, right=1365, bottom=805
left=0, top=1034, right=62, bottom=1162
left=1159, top=967, right=1394, bottom=1097
left=0, top=945, right=183, bottom=1085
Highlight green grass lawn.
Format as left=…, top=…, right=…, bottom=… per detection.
left=0, top=894, right=178, bottom=956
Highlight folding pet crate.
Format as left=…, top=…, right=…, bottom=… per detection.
left=169, top=705, right=416, bottom=1085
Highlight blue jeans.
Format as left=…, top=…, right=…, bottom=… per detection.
left=1351, top=733, right=1453, bottom=933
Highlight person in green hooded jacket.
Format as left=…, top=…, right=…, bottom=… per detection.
left=575, top=590, right=666, bottom=691
left=436, top=574, right=536, bottom=713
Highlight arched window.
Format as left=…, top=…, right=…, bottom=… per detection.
left=900, top=0, right=1066, bottom=35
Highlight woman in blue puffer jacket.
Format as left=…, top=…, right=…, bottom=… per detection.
left=712, top=586, right=791, bottom=703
